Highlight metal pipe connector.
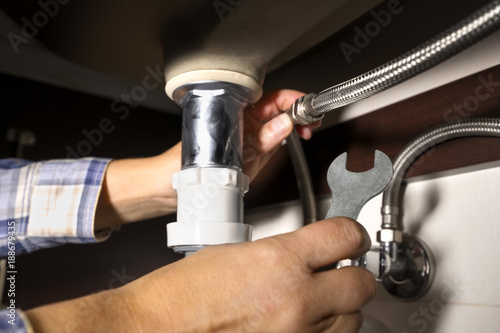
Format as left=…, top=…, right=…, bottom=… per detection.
left=287, top=93, right=323, bottom=125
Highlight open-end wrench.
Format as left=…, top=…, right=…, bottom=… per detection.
left=325, top=150, right=393, bottom=221
left=324, top=150, right=393, bottom=273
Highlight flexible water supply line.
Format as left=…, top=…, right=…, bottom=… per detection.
left=287, top=129, right=317, bottom=225
left=372, top=118, right=500, bottom=300
left=289, top=0, right=500, bottom=124
left=381, top=118, right=500, bottom=232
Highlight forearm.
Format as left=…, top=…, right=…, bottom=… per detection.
left=95, top=142, right=181, bottom=230
left=25, top=289, right=134, bottom=333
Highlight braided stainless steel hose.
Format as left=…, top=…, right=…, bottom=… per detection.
left=289, top=1, right=500, bottom=124
left=381, top=118, right=500, bottom=232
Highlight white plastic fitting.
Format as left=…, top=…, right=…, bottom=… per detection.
left=167, top=167, right=252, bottom=252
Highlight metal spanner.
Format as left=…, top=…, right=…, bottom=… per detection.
left=324, top=150, right=393, bottom=274
left=325, top=150, right=393, bottom=221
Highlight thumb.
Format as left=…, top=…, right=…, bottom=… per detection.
left=258, top=113, right=294, bottom=154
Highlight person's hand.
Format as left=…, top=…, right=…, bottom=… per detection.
left=26, top=217, right=376, bottom=332
left=95, top=90, right=321, bottom=228
left=243, top=89, right=321, bottom=182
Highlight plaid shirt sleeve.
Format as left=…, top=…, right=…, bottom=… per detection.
left=0, top=157, right=112, bottom=257
left=0, top=309, right=34, bottom=332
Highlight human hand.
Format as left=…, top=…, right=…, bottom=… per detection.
left=26, top=217, right=375, bottom=332
left=243, top=89, right=321, bottom=182
left=121, top=217, right=375, bottom=332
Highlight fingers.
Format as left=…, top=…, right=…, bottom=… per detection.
left=246, top=89, right=305, bottom=122
left=243, top=89, right=322, bottom=163
left=283, top=218, right=372, bottom=271
left=312, top=267, right=377, bottom=316
left=245, top=90, right=323, bottom=138
left=243, top=113, right=293, bottom=162
left=243, top=90, right=300, bottom=165
left=295, top=120, right=323, bottom=140
left=283, top=219, right=375, bottom=321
